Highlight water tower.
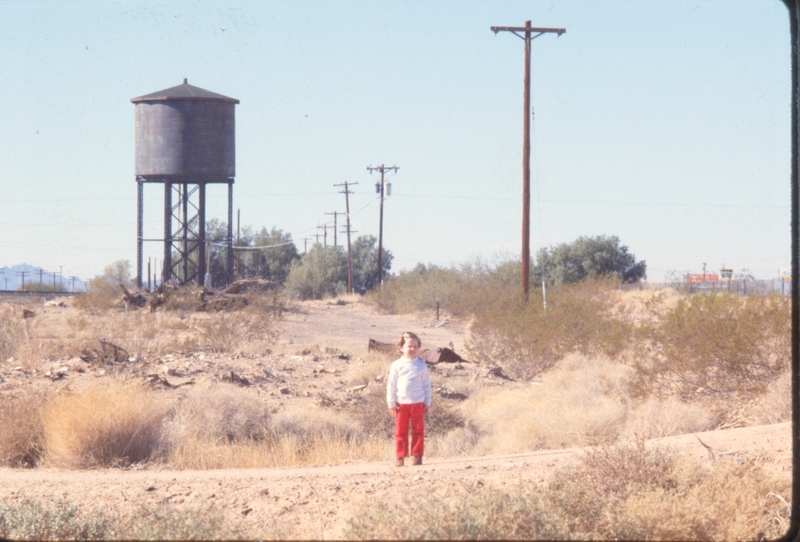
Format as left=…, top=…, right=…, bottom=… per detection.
left=131, top=79, right=239, bottom=288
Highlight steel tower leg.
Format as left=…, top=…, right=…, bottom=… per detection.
left=198, top=183, right=206, bottom=287
left=227, top=182, right=234, bottom=286
left=136, top=178, right=143, bottom=289
left=163, top=181, right=172, bottom=285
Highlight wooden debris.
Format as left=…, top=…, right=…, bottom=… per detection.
left=119, top=285, right=148, bottom=308
left=144, top=373, right=194, bottom=389
left=486, top=366, right=515, bottom=381
left=80, top=339, right=129, bottom=365
left=368, top=338, right=397, bottom=357
left=221, top=370, right=250, bottom=386
left=116, top=279, right=276, bottom=313
left=21, top=309, right=35, bottom=319
left=419, top=347, right=471, bottom=365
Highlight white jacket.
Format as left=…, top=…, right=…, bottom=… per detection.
left=386, top=356, right=432, bottom=407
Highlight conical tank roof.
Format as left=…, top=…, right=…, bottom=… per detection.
left=131, top=78, right=239, bottom=103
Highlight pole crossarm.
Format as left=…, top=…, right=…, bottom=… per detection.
left=490, top=26, right=565, bottom=36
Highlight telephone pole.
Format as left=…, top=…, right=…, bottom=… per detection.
left=367, top=164, right=398, bottom=286
left=335, top=181, right=358, bottom=294
left=325, top=211, right=340, bottom=247
left=491, top=21, right=565, bottom=300
left=302, top=237, right=311, bottom=254
left=17, top=271, right=28, bottom=290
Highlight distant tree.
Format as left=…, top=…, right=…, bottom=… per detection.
left=202, top=221, right=299, bottom=288
left=284, top=245, right=348, bottom=300
left=533, top=235, right=646, bottom=285
left=251, top=227, right=299, bottom=284
left=349, top=235, right=393, bottom=293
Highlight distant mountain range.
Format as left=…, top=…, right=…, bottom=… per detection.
left=0, top=264, right=87, bottom=292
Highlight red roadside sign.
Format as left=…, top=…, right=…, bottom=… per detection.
left=689, top=274, right=719, bottom=284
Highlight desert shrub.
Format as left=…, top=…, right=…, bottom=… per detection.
left=125, top=501, right=244, bottom=540
left=365, top=257, right=519, bottom=317
left=631, top=293, right=790, bottom=400
left=0, top=496, right=112, bottom=541
left=0, top=305, right=27, bottom=363
left=41, top=380, right=169, bottom=468
left=618, top=460, right=791, bottom=541
left=189, top=292, right=279, bottom=354
left=344, top=484, right=561, bottom=540
left=545, top=440, right=791, bottom=540
left=366, top=264, right=473, bottom=315
left=0, top=496, right=242, bottom=541
left=72, top=260, right=134, bottom=312
left=0, top=391, right=48, bottom=467
left=466, top=278, right=630, bottom=380
left=20, top=282, right=66, bottom=292
left=546, top=439, right=682, bottom=536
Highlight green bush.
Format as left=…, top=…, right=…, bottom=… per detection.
left=631, top=293, right=791, bottom=401
left=284, top=245, right=348, bottom=300
left=467, top=278, right=630, bottom=379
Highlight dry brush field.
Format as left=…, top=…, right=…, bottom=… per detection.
left=0, top=285, right=793, bottom=540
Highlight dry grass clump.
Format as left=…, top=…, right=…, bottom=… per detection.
left=622, top=396, right=718, bottom=439
left=0, top=496, right=243, bottom=540
left=166, top=392, right=387, bottom=469
left=190, top=300, right=278, bottom=354
left=746, top=370, right=792, bottom=425
left=41, top=380, right=169, bottom=468
left=163, top=384, right=274, bottom=469
left=0, top=391, right=47, bottom=467
left=345, top=353, right=391, bottom=386
left=0, top=305, right=27, bottom=363
left=458, top=355, right=630, bottom=454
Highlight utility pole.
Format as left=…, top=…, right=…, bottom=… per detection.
left=335, top=182, right=358, bottom=294
left=367, top=164, right=398, bottom=286
left=325, top=211, right=340, bottom=247
left=17, top=271, right=28, bottom=290
left=491, top=21, right=565, bottom=301
left=302, top=237, right=311, bottom=254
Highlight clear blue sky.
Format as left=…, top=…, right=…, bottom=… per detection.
left=0, top=0, right=791, bottom=284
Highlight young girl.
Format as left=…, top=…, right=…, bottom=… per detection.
left=386, top=331, right=432, bottom=466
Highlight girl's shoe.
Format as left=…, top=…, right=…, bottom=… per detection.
left=395, top=458, right=404, bottom=467
left=412, top=456, right=422, bottom=466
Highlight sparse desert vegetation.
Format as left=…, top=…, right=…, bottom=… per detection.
left=0, top=261, right=792, bottom=540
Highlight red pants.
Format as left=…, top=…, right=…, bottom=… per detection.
left=395, top=403, right=425, bottom=458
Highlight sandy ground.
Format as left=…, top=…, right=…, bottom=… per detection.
left=0, top=295, right=793, bottom=539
